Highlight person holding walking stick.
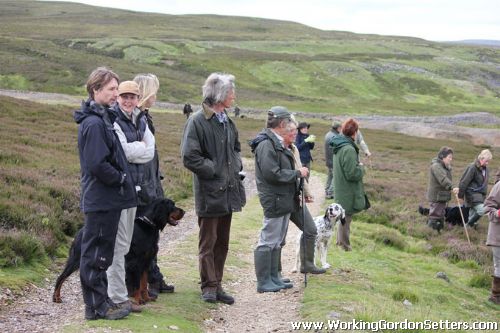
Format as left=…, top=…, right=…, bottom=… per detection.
left=249, top=106, right=308, bottom=293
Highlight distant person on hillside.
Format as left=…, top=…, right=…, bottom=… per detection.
left=181, top=73, right=246, bottom=304
left=330, top=118, right=367, bottom=251
left=295, top=121, right=315, bottom=177
left=133, top=73, right=175, bottom=297
left=109, top=80, right=154, bottom=313
left=324, top=120, right=342, bottom=199
left=483, top=170, right=500, bottom=305
left=426, top=147, right=459, bottom=233
left=183, top=103, right=193, bottom=118
left=458, top=149, right=493, bottom=228
left=74, top=67, right=136, bottom=320
left=234, top=106, right=241, bottom=117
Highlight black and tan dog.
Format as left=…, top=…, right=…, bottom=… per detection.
left=52, top=198, right=185, bottom=304
left=418, top=204, right=469, bottom=226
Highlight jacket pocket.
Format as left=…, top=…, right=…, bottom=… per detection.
left=352, top=193, right=366, bottom=212
left=201, top=180, right=229, bottom=214
left=273, top=193, right=294, bottom=217
left=137, top=180, right=156, bottom=206
left=437, top=190, right=451, bottom=202
left=467, top=191, right=484, bottom=204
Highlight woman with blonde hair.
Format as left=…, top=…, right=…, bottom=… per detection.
left=458, top=149, right=493, bottom=228
left=133, top=73, right=174, bottom=296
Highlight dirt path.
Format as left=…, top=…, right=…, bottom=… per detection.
left=0, top=158, right=324, bottom=333
left=203, top=168, right=324, bottom=333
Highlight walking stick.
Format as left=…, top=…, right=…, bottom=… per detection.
left=455, top=193, right=471, bottom=245
left=299, top=177, right=308, bottom=287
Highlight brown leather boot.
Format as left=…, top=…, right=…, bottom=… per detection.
left=489, top=276, right=500, bottom=305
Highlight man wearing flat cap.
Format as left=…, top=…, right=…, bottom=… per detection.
left=324, top=120, right=342, bottom=199
left=249, top=106, right=309, bottom=292
left=295, top=121, right=315, bottom=176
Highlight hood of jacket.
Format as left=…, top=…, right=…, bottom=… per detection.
left=74, top=99, right=117, bottom=124
left=331, top=134, right=358, bottom=154
left=249, top=130, right=271, bottom=153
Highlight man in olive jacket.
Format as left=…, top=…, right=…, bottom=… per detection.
left=427, top=147, right=458, bottom=232
left=249, top=106, right=308, bottom=293
left=458, top=149, right=493, bottom=227
left=181, top=73, right=246, bottom=305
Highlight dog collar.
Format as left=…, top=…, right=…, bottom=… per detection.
left=136, top=215, right=156, bottom=228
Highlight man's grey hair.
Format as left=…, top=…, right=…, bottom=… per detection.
left=202, top=72, right=235, bottom=106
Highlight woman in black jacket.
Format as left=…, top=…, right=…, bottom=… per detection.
left=458, top=149, right=493, bottom=227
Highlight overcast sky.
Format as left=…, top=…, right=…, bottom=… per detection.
left=47, top=0, right=499, bottom=41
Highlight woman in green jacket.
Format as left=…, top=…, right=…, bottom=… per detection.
left=331, top=118, right=366, bottom=251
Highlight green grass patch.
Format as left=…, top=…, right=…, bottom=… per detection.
left=300, top=219, right=500, bottom=329
left=468, top=273, right=491, bottom=289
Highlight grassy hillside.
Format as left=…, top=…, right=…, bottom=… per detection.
left=0, top=1, right=499, bottom=115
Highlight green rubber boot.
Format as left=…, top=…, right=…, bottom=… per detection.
left=254, top=248, right=281, bottom=293
left=271, top=248, right=292, bottom=289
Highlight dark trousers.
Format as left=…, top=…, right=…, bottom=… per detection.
left=337, top=214, right=352, bottom=251
left=148, top=257, right=164, bottom=283
left=80, top=209, right=121, bottom=315
left=198, top=214, right=232, bottom=291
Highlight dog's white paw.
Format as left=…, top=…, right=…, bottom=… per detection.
left=322, top=263, right=331, bottom=269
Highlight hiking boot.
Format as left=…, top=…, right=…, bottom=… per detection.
left=85, top=304, right=130, bottom=320
left=117, top=300, right=142, bottom=313
left=428, top=219, right=443, bottom=233
left=489, top=276, right=500, bottom=305
left=159, top=280, right=175, bottom=293
left=148, top=281, right=161, bottom=299
left=201, top=289, right=217, bottom=303
left=216, top=288, right=235, bottom=305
